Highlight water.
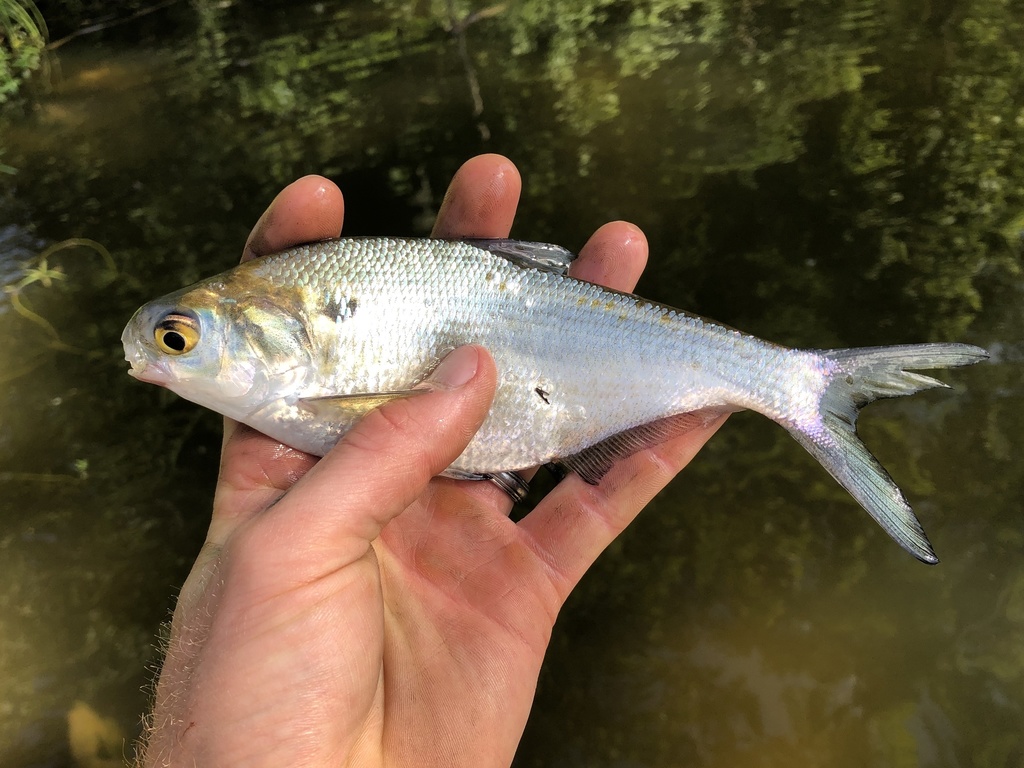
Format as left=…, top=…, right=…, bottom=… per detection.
left=0, top=0, right=1021, bottom=765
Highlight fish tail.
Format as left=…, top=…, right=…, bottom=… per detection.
left=787, top=343, right=988, bottom=564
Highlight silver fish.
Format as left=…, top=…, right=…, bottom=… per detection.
left=121, top=237, right=987, bottom=563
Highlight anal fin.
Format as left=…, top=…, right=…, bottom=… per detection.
left=556, top=408, right=727, bottom=485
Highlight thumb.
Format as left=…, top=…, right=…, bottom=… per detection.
left=243, top=345, right=498, bottom=575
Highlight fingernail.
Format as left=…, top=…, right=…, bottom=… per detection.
left=428, top=346, right=479, bottom=389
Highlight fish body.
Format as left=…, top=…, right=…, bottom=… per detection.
left=122, top=237, right=987, bottom=563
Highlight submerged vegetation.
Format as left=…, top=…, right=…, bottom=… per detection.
left=2, top=238, right=116, bottom=362
left=0, top=0, right=45, bottom=103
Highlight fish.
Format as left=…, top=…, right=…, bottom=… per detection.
left=121, top=237, right=988, bottom=563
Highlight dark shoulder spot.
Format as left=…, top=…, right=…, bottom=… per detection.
left=323, top=294, right=359, bottom=321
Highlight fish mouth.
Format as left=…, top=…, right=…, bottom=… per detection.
left=123, top=338, right=171, bottom=386
left=126, top=359, right=171, bottom=386
left=127, top=364, right=170, bottom=385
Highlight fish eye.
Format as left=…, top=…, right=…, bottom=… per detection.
left=154, top=313, right=199, bottom=355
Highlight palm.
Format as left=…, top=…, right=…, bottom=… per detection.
left=140, top=155, right=725, bottom=768
left=373, top=484, right=556, bottom=761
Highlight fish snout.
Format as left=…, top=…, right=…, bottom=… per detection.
left=122, top=320, right=172, bottom=386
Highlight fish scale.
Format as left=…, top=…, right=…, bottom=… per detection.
left=122, top=237, right=987, bottom=563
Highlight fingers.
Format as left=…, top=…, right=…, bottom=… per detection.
left=569, top=221, right=648, bottom=291
left=432, top=154, right=521, bottom=238
left=236, top=347, right=499, bottom=584
left=242, top=175, right=345, bottom=262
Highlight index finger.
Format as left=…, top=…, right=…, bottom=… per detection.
left=432, top=154, right=521, bottom=238
left=242, top=175, right=345, bottom=262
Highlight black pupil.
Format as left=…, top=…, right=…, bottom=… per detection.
left=164, top=330, right=187, bottom=352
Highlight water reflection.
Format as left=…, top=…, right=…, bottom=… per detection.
left=1, top=0, right=1021, bottom=765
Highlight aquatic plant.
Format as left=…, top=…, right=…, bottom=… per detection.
left=2, top=237, right=116, bottom=364
left=0, top=0, right=46, bottom=104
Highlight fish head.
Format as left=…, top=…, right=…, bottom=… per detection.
left=121, top=273, right=315, bottom=420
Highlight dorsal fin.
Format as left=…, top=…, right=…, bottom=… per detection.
left=556, top=408, right=727, bottom=484
left=463, top=238, right=577, bottom=274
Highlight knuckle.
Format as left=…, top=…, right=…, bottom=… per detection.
left=370, top=399, right=417, bottom=436
left=342, top=399, right=430, bottom=466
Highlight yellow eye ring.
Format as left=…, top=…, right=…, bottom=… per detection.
left=155, top=314, right=200, bottom=355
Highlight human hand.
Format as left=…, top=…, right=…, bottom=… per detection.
left=138, top=155, right=727, bottom=767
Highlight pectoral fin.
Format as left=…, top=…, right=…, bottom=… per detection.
left=299, top=389, right=426, bottom=418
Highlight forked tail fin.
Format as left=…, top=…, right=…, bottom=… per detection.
left=788, top=343, right=988, bottom=564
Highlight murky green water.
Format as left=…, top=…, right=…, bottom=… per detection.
left=1, top=0, right=1021, bottom=765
